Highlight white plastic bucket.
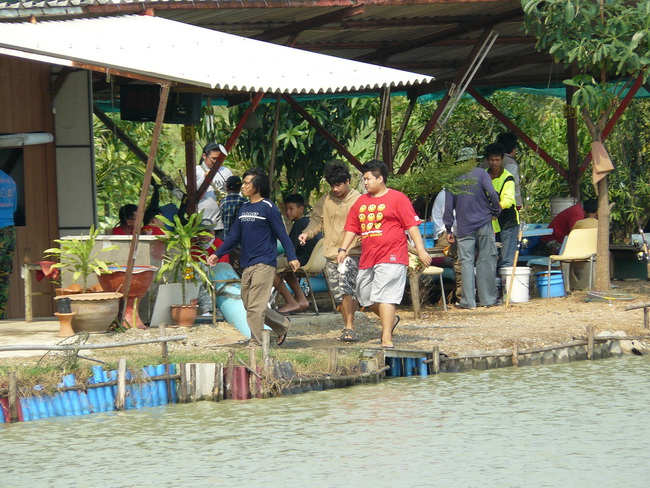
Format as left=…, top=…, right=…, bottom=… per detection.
left=499, top=266, right=530, bottom=303
left=550, top=197, right=578, bottom=219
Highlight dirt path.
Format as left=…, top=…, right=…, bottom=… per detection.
left=2, top=281, right=648, bottom=364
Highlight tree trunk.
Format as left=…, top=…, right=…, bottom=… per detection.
left=408, top=268, right=422, bottom=319
left=595, top=176, right=611, bottom=291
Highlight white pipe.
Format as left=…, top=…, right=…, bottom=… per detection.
left=0, top=132, right=54, bottom=147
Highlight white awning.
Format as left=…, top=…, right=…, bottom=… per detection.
left=0, top=15, right=433, bottom=94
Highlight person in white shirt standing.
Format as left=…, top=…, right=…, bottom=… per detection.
left=195, top=142, right=231, bottom=239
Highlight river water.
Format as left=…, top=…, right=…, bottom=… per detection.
left=3, top=356, right=650, bottom=488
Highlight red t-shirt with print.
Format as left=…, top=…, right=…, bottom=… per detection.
left=344, top=189, right=421, bottom=269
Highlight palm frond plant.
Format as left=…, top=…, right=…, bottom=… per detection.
left=43, top=226, right=118, bottom=292
left=155, top=212, right=215, bottom=305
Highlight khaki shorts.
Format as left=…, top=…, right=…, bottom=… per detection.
left=356, top=263, right=407, bottom=307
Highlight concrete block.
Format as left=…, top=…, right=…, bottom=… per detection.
left=473, top=357, right=488, bottom=370
left=498, top=355, right=513, bottom=368
left=486, top=356, right=499, bottom=369
left=609, top=340, right=623, bottom=357
left=541, top=350, right=555, bottom=365
left=574, top=345, right=587, bottom=361
left=555, top=349, right=570, bottom=363
left=528, top=352, right=541, bottom=366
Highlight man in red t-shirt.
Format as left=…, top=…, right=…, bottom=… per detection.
left=540, top=198, right=598, bottom=255
left=338, top=160, right=431, bottom=348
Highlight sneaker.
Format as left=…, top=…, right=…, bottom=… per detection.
left=201, top=312, right=212, bottom=317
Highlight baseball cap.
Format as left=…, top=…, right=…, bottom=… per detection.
left=456, top=147, right=477, bottom=162
left=203, top=142, right=228, bottom=158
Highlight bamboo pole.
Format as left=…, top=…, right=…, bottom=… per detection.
left=8, top=372, right=18, bottom=423
left=262, top=330, right=271, bottom=371
left=178, top=363, right=188, bottom=403
left=116, top=357, right=127, bottom=411
left=214, top=363, right=224, bottom=401
left=431, top=345, right=440, bottom=374
left=505, top=224, right=524, bottom=309
left=225, top=351, right=235, bottom=400
left=512, top=340, right=519, bottom=367
left=329, top=348, right=339, bottom=374
left=587, top=326, right=595, bottom=360
left=249, top=349, right=258, bottom=398
left=189, top=364, right=197, bottom=403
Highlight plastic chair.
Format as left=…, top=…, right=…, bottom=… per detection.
left=293, top=239, right=336, bottom=315
left=547, top=228, right=597, bottom=296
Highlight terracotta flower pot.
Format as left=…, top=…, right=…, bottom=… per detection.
left=97, top=265, right=158, bottom=329
left=170, top=304, right=198, bottom=327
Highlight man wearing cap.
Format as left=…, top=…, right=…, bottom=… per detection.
left=444, top=156, right=502, bottom=309
left=195, top=143, right=231, bottom=239
left=219, top=175, right=247, bottom=237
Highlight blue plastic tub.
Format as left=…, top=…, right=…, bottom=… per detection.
left=535, top=270, right=565, bottom=298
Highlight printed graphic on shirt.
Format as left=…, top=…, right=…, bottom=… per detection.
left=239, top=211, right=267, bottom=222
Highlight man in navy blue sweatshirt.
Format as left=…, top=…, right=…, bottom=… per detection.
left=208, top=168, right=299, bottom=347
left=443, top=167, right=501, bottom=309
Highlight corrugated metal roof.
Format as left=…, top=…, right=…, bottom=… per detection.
left=0, top=14, right=433, bottom=94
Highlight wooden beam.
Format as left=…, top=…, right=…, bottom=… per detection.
left=357, top=8, right=522, bottom=62
left=92, top=103, right=172, bottom=185
left=296, top=36, right=537, bottom=51
left=252, top=4, right=364, bottom=41
left=282, top=94, right=363, bottom=172
left=467, top=86, right=568, bottom=179
left=578, top=74, right=645, bottom=173
left=120, top=83, right=171, bottom=328
left=397, top=29, right=497, bottom=174
left=392, top=96, right=416, bottom=157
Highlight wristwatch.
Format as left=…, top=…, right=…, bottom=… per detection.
left=337, top=248, right=347, bottom=253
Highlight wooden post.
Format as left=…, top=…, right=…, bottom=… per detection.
left=189, top=363, right=197, bottom=403
left=645, top=307, right=649, bottom=329
left=8, top=372, right=18, bottom=423
left=329, top=348, right=339, bottom=374
left=587, top=326, right=595, bottom=360
left=512, top=341, right=519, bottom=367
left=158, top=323, right=173, bottom=404
left=249, top=349, right=258, bottom=398
left=178, top=362, right=188, bottom=403
left=431, top=345, right=440, bottom=374
left=225, top=351, right=235, bottom=400
left=116, top=357, right=127, bottom=411
left=262, top=330, right=271, bottom=371
left=214, top=363, right=224, bottom=401
left=24, top=263, right=33, bottom=323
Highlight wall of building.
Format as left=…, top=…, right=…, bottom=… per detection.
left=0, top=55, right=60, bottom=319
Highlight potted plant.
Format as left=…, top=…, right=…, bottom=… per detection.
left=44, top=226, right=122, bottom=333
left=156, top=213, right=215, bottom=326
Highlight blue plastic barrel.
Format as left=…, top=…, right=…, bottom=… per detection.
left=535, top=270, right=565, bottom=298
left=404, top=358, right=415, bottom=376
left=418, top=358, right=429, bottom=376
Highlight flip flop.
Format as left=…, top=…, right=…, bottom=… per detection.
left=381, top=342, right=395, bottom=349
left=391, top=315, right=401, bottom=335
left=277, top=318, right=291, bottom=346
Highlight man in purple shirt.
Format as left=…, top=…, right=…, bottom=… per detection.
left=444, top=167, right=501, bottom=309
left=208, top=168, right=299, bottom=348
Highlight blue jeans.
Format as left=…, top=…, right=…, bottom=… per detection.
left=499, top=225, right=519, bottom=269
left=457, top=222, right=498, bottom=308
